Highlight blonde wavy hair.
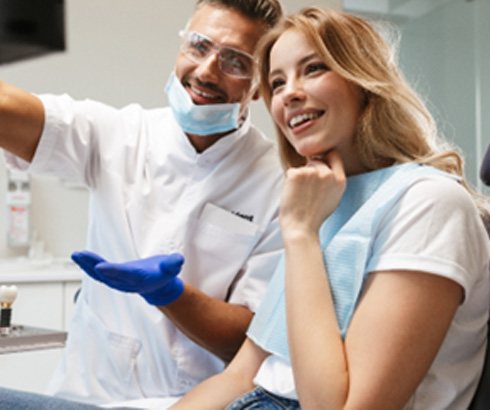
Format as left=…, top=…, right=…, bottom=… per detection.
left=257, top=6, right=489, bottom=220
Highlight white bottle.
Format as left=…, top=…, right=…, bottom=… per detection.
left=6, top=170, right=31, bottom=248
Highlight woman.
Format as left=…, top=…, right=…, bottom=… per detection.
left=174, top=7, right=490, bottom=409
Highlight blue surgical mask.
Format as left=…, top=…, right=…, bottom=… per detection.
left=165, top=72, right=241, bottom=136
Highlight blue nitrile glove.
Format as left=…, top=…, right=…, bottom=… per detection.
left=71, top=251, right=185, bottom=305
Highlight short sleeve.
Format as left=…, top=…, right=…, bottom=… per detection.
left=5, top=94, right=147, bottom=188
left=367, top=176, right=490, bottom=298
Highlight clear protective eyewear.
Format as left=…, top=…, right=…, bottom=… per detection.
left=179, top=30, right=256, bottom=79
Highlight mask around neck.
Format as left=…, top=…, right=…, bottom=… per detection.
left=165, top=72, right=241, bottom=136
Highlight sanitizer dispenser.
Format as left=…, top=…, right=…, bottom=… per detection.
left=6, top=170, right=31, bottom=248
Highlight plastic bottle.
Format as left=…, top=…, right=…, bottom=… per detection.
left=6, top=170, right=31, bottom=248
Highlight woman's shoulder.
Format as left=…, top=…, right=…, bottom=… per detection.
left=403, top=173, right=477, bottom=214
left=378, top=172, right=488, bottom=251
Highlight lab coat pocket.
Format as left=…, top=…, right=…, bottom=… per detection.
left=200, top=202, right=259, bottom=237
left=53, top=296, right=143, bottom=401
left=184, top=203, right=260, bottom=300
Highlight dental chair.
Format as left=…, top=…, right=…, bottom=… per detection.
left=480, top=144, right=490, bottom=187
left=469, top=145, right=490, bottom=409
left=470, top=326, right=490, bottom=409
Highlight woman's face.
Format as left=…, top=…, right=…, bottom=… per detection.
left=268, top=29, right=365, bottom=174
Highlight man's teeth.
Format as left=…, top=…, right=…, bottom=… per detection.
left=193, top=87, right=218, bottom=99
left=289, top=112, right=321, bottom=128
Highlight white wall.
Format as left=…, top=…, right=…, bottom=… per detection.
left=345, top=0, right=490, bottom=195
left=0, top=0, right=341, bottom=259
left=394, top=0, right=489, bottom=191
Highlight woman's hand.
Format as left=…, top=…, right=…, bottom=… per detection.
left=279, top=150, right=346, bottom=240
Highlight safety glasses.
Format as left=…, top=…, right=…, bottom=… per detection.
left=179, top=30, right=256, bottom=79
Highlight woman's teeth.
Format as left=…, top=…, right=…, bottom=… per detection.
left=289, top=112, right=322, bottom=128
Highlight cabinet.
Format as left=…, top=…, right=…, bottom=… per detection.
left=0, top=260, right=81, bottom=393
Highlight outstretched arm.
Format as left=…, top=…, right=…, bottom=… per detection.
left=160, top=285, right=253, bottom=362
left=0, top=81, right=44, bottom=161
left=72, top=251, right=254, bottom=362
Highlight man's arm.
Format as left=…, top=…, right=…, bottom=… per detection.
left=160, top=284, right=253, bottom=362
left=0, top=81, right=44, bottom=162
left=71, top=251, right=255, bottom=363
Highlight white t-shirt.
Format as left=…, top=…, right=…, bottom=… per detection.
left=253, top=176, right=490, bottom=410
left=6, top=94, right=284, bottom=404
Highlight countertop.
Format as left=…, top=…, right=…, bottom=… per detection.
left=0, top=258, right=83, bottom=283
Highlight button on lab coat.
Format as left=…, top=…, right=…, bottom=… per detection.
left=6, top=94, right=283, bottom=404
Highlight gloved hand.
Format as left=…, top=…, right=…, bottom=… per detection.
left=71, top=251, right=185, bottom=305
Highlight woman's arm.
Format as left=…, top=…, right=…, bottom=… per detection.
left=170, top=337, right=269, bottom=409
left=280, top=151, right=349, bottom=408
left=284, top=232, right=348, bottom=409
left=280, top=153, right=463, bottom=409
left=341, top=269, right=461, bottom=408
left=286, top=238, right=462, bottom=409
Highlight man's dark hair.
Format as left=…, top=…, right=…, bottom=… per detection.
left=195, top=0, right=283, bottom=28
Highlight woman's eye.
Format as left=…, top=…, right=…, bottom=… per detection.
left=270, top=78, right=285, bottom=91
left=305, top=62, right=328, bottom=74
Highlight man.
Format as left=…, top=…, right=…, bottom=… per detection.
left=0, top=0, right=283, bottom=405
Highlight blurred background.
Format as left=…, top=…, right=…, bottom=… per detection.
left=0, top=0, right=488, bottom=261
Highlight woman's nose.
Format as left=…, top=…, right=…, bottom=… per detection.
left=282, top=79, right=305, bottom=106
